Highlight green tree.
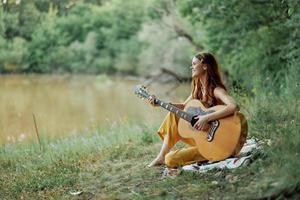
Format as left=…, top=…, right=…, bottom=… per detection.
left=176, top=0, right=300, bottom=92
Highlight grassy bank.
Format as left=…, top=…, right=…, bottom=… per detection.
left=0, top=93, right=299, bottom=200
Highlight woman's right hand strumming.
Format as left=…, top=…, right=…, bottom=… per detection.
left=148, top=95, right=159, bottom=107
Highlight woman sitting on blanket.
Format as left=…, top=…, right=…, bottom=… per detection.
left=148, top=52, right=239, bottom=168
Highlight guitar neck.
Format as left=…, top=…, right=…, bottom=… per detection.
left=154, top=98, right=192, bottom=122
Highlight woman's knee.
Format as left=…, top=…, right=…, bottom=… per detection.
left=165, top=151, right=179, bottom=168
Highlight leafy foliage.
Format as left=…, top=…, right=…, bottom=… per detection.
left=176, top=0, right=300, bottom=92
left=1, top=0, right=298, bottom=93
left=0, top=0, right=148, bottom=74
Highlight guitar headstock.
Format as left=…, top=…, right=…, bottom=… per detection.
left=134, top=85, right=150, bottom=99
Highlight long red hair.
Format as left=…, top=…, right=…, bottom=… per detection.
left=191, top=52, right=227, bottom=106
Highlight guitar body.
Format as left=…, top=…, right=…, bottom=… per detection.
left=178, top=99, right=248, bottom=161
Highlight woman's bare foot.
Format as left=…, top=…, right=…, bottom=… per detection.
left=147, top=156, right=165, bottom=167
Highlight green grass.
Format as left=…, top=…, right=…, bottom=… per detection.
left=0, top=93, right=299, bottom=199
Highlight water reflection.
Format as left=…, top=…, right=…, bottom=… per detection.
left=0, top=75, right=190, bottom=144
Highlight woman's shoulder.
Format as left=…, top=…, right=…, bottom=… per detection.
left=213, top=86, right=227, bottom=97
left=212, top=86, right=229, bottom=106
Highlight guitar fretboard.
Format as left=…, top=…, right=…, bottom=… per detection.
left=154, top=99, right=193, bottom=122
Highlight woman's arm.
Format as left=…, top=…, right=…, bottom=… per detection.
left=193, top=87, right=238, bottom=130
left=171, top=94, right=192, bottom=110
left=205, top=87, right=238, bottom=121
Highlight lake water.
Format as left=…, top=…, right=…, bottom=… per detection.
left=0, top=75, right=190, bottom=144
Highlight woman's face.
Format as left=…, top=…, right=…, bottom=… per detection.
left=191, top=56, right=206, bottom=78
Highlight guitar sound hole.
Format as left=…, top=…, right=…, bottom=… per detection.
left=191, top=116, right=198, bottom=127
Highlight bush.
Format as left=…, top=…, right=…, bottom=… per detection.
left=0, top=37, right=29, bottom=72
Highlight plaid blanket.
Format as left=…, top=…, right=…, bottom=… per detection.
left=181, top=137, right=263, bottom=173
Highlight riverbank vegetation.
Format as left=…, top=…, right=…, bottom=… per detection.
left=0, top=1, right=298, bottom=86
left=0, top=0, right=299, bottom=199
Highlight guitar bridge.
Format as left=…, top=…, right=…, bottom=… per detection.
left=207, top=120, right=220, bottom=142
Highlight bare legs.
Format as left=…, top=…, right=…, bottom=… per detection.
left=147, top=135, right=170, bottom=167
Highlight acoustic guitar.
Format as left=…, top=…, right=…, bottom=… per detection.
left=134, top=85, right=248, bottom=161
